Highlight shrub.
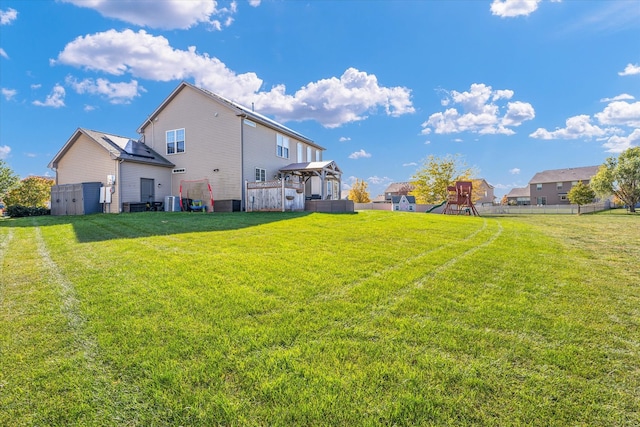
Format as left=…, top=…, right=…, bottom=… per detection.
left=5, top=205, right=51, bottom=217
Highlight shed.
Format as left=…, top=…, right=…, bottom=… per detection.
left=51, top=182, right=102, bottom=216
left=391, top=195, right=416, bottom=212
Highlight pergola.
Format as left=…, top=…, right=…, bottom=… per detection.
left=279, top=160, right=343, bottom=200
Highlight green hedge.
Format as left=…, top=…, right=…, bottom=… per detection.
left=5, top=205, right=51, bottom=217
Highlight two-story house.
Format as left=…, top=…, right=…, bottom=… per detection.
left=49, top=81, right=343, bottom=213
left=528, top=166, right=600, bottom=205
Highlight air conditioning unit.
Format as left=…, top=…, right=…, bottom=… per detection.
left=164, top=196, right=181, bottom=212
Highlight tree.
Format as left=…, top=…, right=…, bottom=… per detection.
left=4, top=176, right=55, bottom=208
left=0, top=159, right=19, bottom=201
left=567, top=181, right=596, bottom=215
left=348, top=179, right=371, bottom=203
left=410, top=154, right=475, bottom=204
left=590, top=147, right=640, bottom=213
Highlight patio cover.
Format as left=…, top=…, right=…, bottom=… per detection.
left=279, top=160, right=343, bottom=200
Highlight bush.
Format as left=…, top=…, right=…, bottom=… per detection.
left=5, top=205, right=51, bottom=218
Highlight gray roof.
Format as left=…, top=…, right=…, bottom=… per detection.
left=384, top=182, right=414, bottom=194
left=49, top=128, right=174, bottom=169
left=529, top=166, right=600, bottom=184
left=391, top=195, right=416, bottom=203
left=506, top=187, right=530, bottom=198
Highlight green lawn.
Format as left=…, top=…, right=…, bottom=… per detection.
left=1, top=210, right=638, bottom=426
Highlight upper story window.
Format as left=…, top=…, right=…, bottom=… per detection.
left=166, top=128, right=185, bottom=155
left=536, top=183, right=542, bottom=190
left=276, top=134, right=289, bottom=159
left=297, top=143, right=303, bottom=163
left=315, top=149, right=321, bottom=162
left=556, top=182, right=563, bottom=190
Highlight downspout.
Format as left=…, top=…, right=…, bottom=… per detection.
left=240, top=114, right=245, bottom=211
left=117, top=158, right=124, bottom=213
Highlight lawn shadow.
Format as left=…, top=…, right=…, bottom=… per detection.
left=0, top=211, right=315, bottom=243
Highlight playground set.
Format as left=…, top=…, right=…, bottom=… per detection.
left=442, top=181, right=480, bottom=216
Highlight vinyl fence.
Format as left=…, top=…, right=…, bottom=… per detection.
left=354, top=202, right=610, bottom=215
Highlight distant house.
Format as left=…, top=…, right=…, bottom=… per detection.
left=472, top=178, right=496, bottom=206
left=529, top=166, right=600, bottom=205
left=49, top=81, right=343, bottom=213
left=383, top=182, right=414, bottom=202
left=504, top=165, right=600, bottom=206
left=391, top=195, right=416, bottom=211
left=505, top=187, right=531, bottom=205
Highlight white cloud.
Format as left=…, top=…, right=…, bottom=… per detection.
left=490, top=0, right=541, bottom=18
left=422, top=83, right=534, bottom=135
left=60, top=0, right=236, bottom=31
left=30, top=83, right=42, bottom=90
left=509, top=168, right=521, bottom=174
left=367, top=176, right=393, bottom=185
left=249, top=0, right=261, bottom=6
left=529, top=115, right=610, bottom=140
left=33, top=84, right=66, bottom=108
left=0, top=7, right=17, bottom=25
left=618, top=63, right=640, bottom=76
left=55, top=29, right=414, bottom=127
left=0, top=145, right=10, bottom=160
left=84, top=104, right=96, bottom=112
left=1, top=88, right=17, bottom=101
left=595, top=101, right=640, bottom=127
left=601, top=93, right=635, bottom=102
left=403, top=162, right=418, bottom=167
left=602, top=129, right=640, bottom=153
left=502, top=101, right=536, bottom=126
left=349, top=149, right=372, bottom=159
left=339, top=136, right=351, bottom=142
left=25, top=153, right=37, bottom=158
left=66, top=76, right=145, bottom=104
left=0, top=48, right=8, bottom=59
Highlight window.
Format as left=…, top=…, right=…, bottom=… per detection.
left=556, top=182, right=563, bottom=190
left=166, top=128, right=185, bottom=155
left=560, top=194, right=568, bottom=201
left=536, top=196, right=547, bottom=205
left=276, top=134, right=289, bottom=159
left=297, top=143, right=303, bottom=163
left=307, top=147, right=312, bottom=162
left=536, top=183, right=542, bottom=190
left=571, top=181, right=579, bottom=186
left=172, top=168, right=186, bottom=174
left=255, top=167, right=266, bottom=182
left=315, top=149, right=320, bottom=162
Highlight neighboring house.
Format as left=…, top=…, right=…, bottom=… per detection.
left=529, top=165, right=600, bottom=205
left=472, top=178, right=496, bottom=206
left=49, top=81, right=343, bottom=213
left=383, top=182, right=414, bottom=202
left=505, top=187, right=531, bottom=205
left=391, top=195, right=416, bottom=211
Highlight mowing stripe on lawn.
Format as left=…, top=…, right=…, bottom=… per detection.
left=317, top=218, right=490, bottom=302
left=34, top=226, right=148, bottom=425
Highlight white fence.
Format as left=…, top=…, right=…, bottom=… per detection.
left=477, top=202, right=609, bottom=215
left=354, top=202, right=610, bottom=215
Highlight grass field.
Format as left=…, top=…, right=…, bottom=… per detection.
left=1, top=210, right=638, bottom=426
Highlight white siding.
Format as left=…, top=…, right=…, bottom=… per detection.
left=143, top=87, right=243, bottom=201
left=120, top=162, right=172, bottom=203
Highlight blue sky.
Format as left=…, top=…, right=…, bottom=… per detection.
left=1, top=0, right=639, bottom=199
